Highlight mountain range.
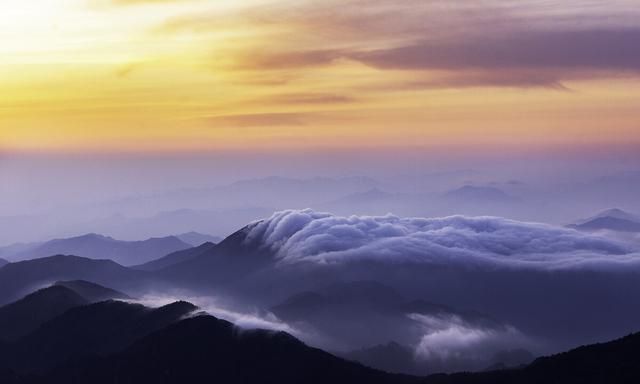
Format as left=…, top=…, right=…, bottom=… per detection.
left=174, top=231, right=221, bottom=246
left=0, top=255, right=146, bottom=306
left=0, top=233, right=191, bottom=266
left=2, top=210, right=640, bottom=377
left=0, top=282, right=638, bottom=383
left=0, top=281, right=128, bottom=342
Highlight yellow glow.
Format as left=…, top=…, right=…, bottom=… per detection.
left=1, top=0, right=639, bottom=153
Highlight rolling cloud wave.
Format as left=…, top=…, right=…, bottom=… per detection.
left=246, top=209, right=638, bottom=269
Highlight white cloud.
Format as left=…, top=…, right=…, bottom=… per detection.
left=128, top=293, right=297, bottom=334
left=246, top=209, right=639, bottom=270
left=410, top=313, right=527, bottom=364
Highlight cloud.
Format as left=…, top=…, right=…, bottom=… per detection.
left=260, top=93, right=356, bottom=106
left=164, top=0, right=640, bottom=87
left=410, top=313, right=528, bottom=366
left=245, top=209, right=639, bottom=270
left=130, top=293, right=297, bottom=333
left=352, top=29, right=640, bottom=72
left=108, top=0, right=180, bottom=5
left=237, top=49, right=345, bottom=70
left=202, top=113, right=308, bottom=127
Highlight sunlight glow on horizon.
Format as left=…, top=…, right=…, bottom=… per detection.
left=1, top=0, right=639, bottom=154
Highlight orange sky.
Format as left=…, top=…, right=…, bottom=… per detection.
left=1, top=0, right=639, bottom=154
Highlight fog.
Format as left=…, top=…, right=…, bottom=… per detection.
left=1, top=150, right=640, bottom=374
left=1, top=151, right=640, bottom=245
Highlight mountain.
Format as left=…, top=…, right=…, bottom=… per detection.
left=271, top=281, right=506, bottom=372
left=0, top=286, right=87, bottom=341
left=0, top=241, right=42, bottom=261
left=0, top=300, right=198, bottom=374
left=81, top=207, right=274, bottom=243
left=443, top=185, right=519, bottom=203
left=133, top=241, right=217, bottom=271
left=0, top=281, right=132, bottom=341
left=53, top=280, right=130, bottom=302
left=569, top=208, right=640, bottom=232
left=345, top=342, right=422, bottom=375
left=326, top=188, right=396, bottom=206
left=175, top=231, right=222, bottom=246
left=158, top=224, right=276, bottom=289
left=319, top=188, right=413, bottom=216
left=0, top=258, right=8, bottom=268
left=30, top=315, right=416, bottom=384
left=12, top=314, right=640, bottom=384
left=421, top=331, right=640, bottom=384
left=0, top=233, right=191, bottom=266
left=0, top=255, right=146, bottom=306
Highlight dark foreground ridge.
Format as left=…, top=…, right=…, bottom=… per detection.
left=0, top=280, right=638, bottom=383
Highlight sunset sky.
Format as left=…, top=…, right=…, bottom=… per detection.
left=1, top=0, right=639, bottom=155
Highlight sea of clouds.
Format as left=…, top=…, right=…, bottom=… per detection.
left=245, top=209, right=640, bottom=270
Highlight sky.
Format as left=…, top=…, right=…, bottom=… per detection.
left=1, top=0, right=640, bottom=234
left=1, top=0, right=639, bottom=155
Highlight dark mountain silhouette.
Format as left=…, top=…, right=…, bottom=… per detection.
left=484, top=349, right=535, bottom=371
left=0, top=281, right=132, bottom=341
left=9, top=315, right=640, bottom=384
left=443, top=186, right=519, bottom=203
left=0, top=300, right=198, bottom=374
left=271, top=281, right=504, bottom=364
left=159, top=224, right=275, bottom=290
left=345, top=342, right=423, bottom=375
left=421, top=331, right=640, bottom=383
left=569, top=209, right=640, bottom=232
left=0, top=295, right=638, bottom=383
left=53, top=280, right=130, bottom=302
left=0, top=255, right=146, bottom=306
left=175, top=231, right=222, bottom=246
left=133, top=241, right=217, bottom=271
left=31, top=315, right=416, bottom=384
left=1, top=233, right=191, bottom=266
left=0, top=258, right=8, bottom=268
left=0, top=286, right=87, bottom=341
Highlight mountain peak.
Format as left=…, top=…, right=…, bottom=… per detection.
left=593, top=208, right=639, bottom=222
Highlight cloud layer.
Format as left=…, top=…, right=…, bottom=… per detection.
left=246, top=209, right=638, bottom=270
left=410, top=313, right=528, bottom=369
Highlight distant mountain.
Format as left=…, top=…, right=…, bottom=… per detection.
left=0, top=233, right=191, bottom=266
left=325, top=188, right=395, bottom=205
left=133, top=241, right=217, bottom=271
left=0, top=255, right=146, bottom=306
left=0, top=300, right=198, bottom=374
left=82, top=207, right=274, bottom=242
left=0, top=258, right=8, bottom=268
left=569, top=208, right=640, bottom=232
left=443, top=185, right=519, bottom=203
left=29, top=315, right=415, bottom=384
left=175, top=231, right=222, bottom=246
left=319, top=188, right=412, bottom=216
left=53, top=280, right=130, bottom=302
left=0, top=285, right=87, bottom=341
left=0, top=241, right=42, bottom=261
